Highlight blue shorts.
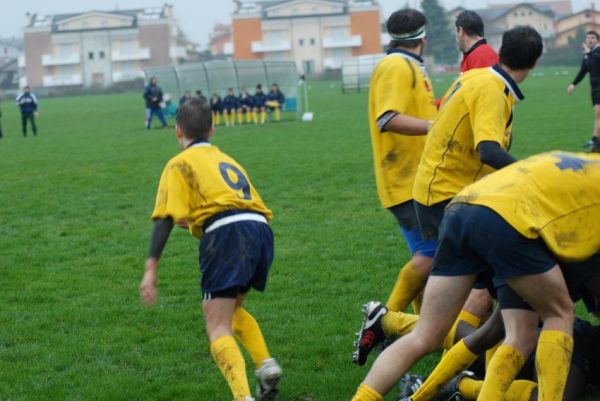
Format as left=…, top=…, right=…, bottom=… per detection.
left=199, top=219, right=274, bottom=296
left=431, top=203, right=556, bottom=282
left=389, top=201, right=437, bottom=257
left=414, top=200, right=450, bottom=241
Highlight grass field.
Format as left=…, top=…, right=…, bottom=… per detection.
left=0, top=66, right=598, bottom=401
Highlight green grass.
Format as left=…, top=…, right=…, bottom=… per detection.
left=0, top=66, right=597, bottom=401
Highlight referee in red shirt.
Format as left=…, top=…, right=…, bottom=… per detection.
left=455, top=10, right=498, bottom=73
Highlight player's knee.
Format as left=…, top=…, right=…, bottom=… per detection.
left=411, top=254, right=433, bottom=273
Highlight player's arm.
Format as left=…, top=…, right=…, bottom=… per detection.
left=379, top=111, right=432, bottom=135
left=477, top=141, right=517, bottom=169
left=140, top=217, right=174, bottom=306
left=569, top=59, right=588, bottom=93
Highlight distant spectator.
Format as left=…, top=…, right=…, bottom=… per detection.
left=16, top=86, right=38, bottom=137
left=0, top=102, right=3, bottom=139
left=210, top=93, right=223, bottom=126
left=266, top=83, right=285, bottom=122
left=195, top=90, right=208, bottom=104
left=179, top=90, right=192, bottom=107
left=143, top=77, right=168, bottom=129
left=163, top=94, right=178, bottom=119
left=222, top=88, right=239, bottom=127
left=238, top=87, right=254, bottom=124
left=253, top=84, right=267, bottom=124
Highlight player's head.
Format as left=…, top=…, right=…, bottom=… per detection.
left=196, top=89, right=203, bottom=96
left=175, top=99, right=213, bottom=143
left=256, top=84, right=263, bottom=93
left=586, top=31, right=599, bottom=48
left=455, top=11, right=484, bottom=51
left=499, top=25, right=543, bottom=70
left=24, top=86, right=30, bottom=93
left=271, top=83, right=279, bottom=91
left=387, top=9, right=427, bottom=53
left=227, top=87, right=234, bottom=95
left=150, top=77, right=157, bottom=85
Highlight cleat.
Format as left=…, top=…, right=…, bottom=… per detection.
left=255, top=358, right=282, bottom=400
left=352, top=301, right=387, bottom=366
left=397, top=373, right=425, bottom=400
left=431, top=371, right=476, bottom=401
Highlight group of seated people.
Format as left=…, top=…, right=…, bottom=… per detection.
left=179, top=83, right=286, bottom=127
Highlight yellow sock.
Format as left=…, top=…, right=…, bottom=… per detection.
left=506, top=380, right=538, bottom=401
left=477, top=344, right=526, bottom=401
left=536, top=330, right=574, bottom=401
left=351, top=383, right=384, bottom=401
left=231, top=112, right=236, bottom=126
left=412, top=290, right=423, bottom=315
left=386, top=261, right=428, bottom=312
left=261, top=110, right=266, bottom=124
left=210, top=335, right=251, bottom=401
left=275, top=108, right=281, bottom=121
left=411, top=340, right=478, bottom=401
left=252, top=111, right=258, bottom=124
left=232, top=307, right=271, bottom=369
left=381, top=311, right=418, bottom=336
left=237, top=111, right=243, bottom=125
left=458, top=377, right=482, bottom=400
left=485, top=341, right=501, bottom=370
left=215, top=113, right=221, bottom=125
left=224, top=113, right=230, bottom=125
left=246, top=112, right=251, bottom=124
left=442, top=310, right=481, bottom=350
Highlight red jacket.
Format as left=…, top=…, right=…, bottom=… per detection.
left=461, top=39, right=499, bottom=72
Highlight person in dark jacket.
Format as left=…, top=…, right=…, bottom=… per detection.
left=266, top=83, right=285, bottom=122
left=179, top=90, right=192, bottom=107
left=143, top=77, right=168, bottom=129
left=238, top=87, right=254, bottom=125
left=567, top=31, right=600, bottom=148
left=253, top=84, right=267, bottom=124
left=16, top=86, right=38, bottom=137
left=210, top=93, right=223, bottom=126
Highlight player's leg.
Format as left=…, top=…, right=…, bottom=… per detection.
left=21, top=112, right=27, bottom=136
left=275, top=104, right=281, bottom=121
left=593, top=104, right=600, bottom=142
left=204, top=293, right=252, bottom=401
left=260, top=107, right=266, bottom=124
left=232, top=293, right=272, bottom=369
left=224, top=109, right=231, bottom=126
left=145, top=108, right=152, bottom=129
left=352, top=274, right=476, bottom=401
left=30, top=113, right=37, bottom=135
left=505, top=266, right=574, bottom=401
left=156, top=108, right=168, bottom=128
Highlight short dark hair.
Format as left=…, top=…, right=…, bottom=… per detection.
left=455, top=11, right=484, bottom=37
left=387, top=9, right=427, bottom=49
left=587, top=31, right=600, bottom=40
left=176, top=99, right=212, bottom=140
left=499, top=26, right=543, bottom=70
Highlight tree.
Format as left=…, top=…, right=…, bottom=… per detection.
left=421, top=0, right=456, bottom=65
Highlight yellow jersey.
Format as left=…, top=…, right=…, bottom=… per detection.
left=452, top=151, right=600, bottom=262
left=413, top=65, right=522, bottom=206
left=369, top=49, right=437, bottom=208
left=151, top=140, right=272, bottom=238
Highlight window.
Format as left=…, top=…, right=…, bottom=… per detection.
left=514, top=12, right=517, bottom=17
left=121, top=40, right=135, bottom=53
left=521, top=12, right=525, bottom=17
left=299, top=38, right=304, bottom=46
left=331, top=26, right=347, bottom=41
left=529, top=11, right=532, bottom=16
left=99, top=51, right=105, bottom=59
left=310, top=38, right=316, bottom=45
left=88, top=52, right=94, bottom=60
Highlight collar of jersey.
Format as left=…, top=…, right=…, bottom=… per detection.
left=187, top=139, right=211, bottom=148
left=489, top=64, right=525, bottom=102
left=386, top=48, right=424, bottom=65
left=464, top=38, right=487, bottom=56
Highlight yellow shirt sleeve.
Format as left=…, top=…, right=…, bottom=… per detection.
left=151, top=161, right=191, bottom=222
left=373, top=61, right=414, bottom=123
left=468, top=86, right=508, bottom=148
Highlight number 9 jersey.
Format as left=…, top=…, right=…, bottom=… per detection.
left=151, top=140, right=273, bottom=238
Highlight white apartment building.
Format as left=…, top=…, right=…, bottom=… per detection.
left=21, top=5, right=188, bottom=89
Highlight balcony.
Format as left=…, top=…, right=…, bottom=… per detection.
left=43, top=74, right=83, bottom=87
left=323, top=35, right=362, bottom=49
left=323, top=58, right=344, bottom=69
left=18, top=55, right=26, bottom=68
left=169, top=46, right=187, bottom=59
left=223, top=42, right=234, bottom=56
left=113, top=70, right=145, bottom=82
left=111, top=48, right=150, bottom=62
left=251, top=40, right=291, bottom=53
left=41, top=53, right=81, bottom=66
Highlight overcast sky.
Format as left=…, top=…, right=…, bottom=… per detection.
left=1, top=0, right=599, bottom=48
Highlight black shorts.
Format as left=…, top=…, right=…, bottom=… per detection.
left=592, top=89, right=600, bottom=105
left=389, top=201, right=438, bottom=257
left=430, top=204, right=556, bottom=281
left=414, top=200, right=451, bottom=241
left=389, top=200, right=419, bottom=230
left=560, top=252, right=600, bottom=304
left=200, top=219, right=274, bottom=298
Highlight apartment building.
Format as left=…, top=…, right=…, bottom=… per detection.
left=555, top=8, right=600, bottom=47
left=232, top=0, right=381, bottom=74
left=21, top=5, right=188, bottom=89
left=209, top=23, right=234, bottom=57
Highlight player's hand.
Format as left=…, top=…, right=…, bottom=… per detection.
left=140, top=258, right=158, bottom=306
left=567, top=84, right=575, bottom=95
left=583, top=43, right=591, bottom=53
left=34, top=112, right=39, bottom=118
left=176, top=219, right=189, bottom=229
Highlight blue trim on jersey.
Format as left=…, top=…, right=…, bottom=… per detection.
left=386, top=47, right=424, bottom=63
left=187, top=139, right=210, bottom=148
left=491, top=64, right=525, bottom=101
left=400, top=226, right=437, bottom=258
